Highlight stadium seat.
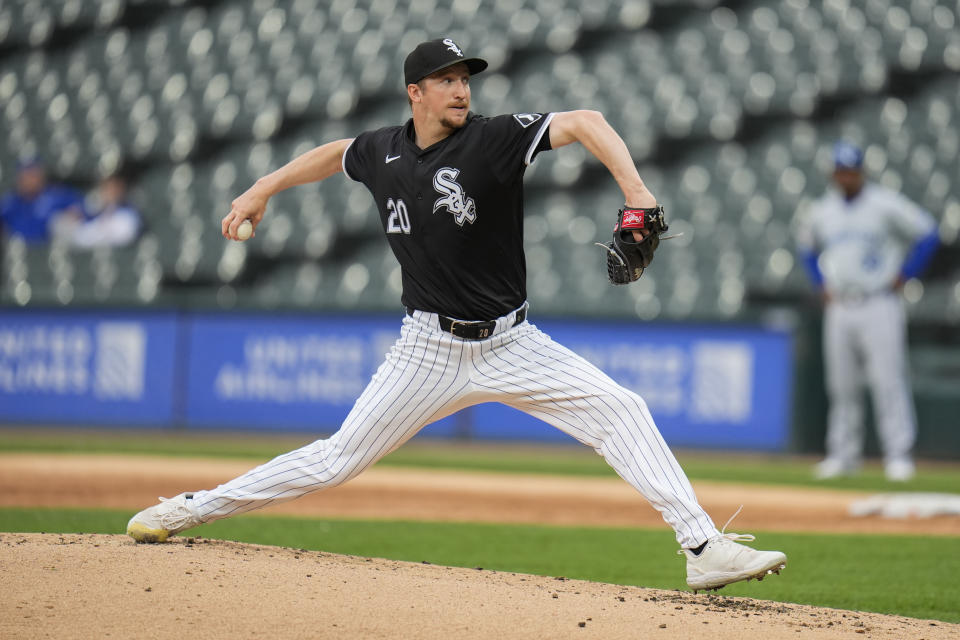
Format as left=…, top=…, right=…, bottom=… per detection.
left=1, top=0, right=957, bottom=323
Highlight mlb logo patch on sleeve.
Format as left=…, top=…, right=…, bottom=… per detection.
left=513, top=113, right=543, bottom=128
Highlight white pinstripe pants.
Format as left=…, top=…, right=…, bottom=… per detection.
left=190, top=308, right=719, bottom=548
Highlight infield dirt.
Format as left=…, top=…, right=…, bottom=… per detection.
left=1, top=452, right=958, bottom=535
left=3, top=533, right=958, bottom=640
left=2, top=453, right=959, bottom=639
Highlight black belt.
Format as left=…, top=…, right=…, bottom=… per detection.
left=406, top=306, right=527, bottom=340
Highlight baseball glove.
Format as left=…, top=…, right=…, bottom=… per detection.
left=598, top=205, right=669, bottom=285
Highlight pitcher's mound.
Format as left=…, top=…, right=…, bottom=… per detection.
left=2, top=533, right=954, bottom=639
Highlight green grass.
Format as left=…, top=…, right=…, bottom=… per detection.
left=0, top=428, right=311, bottom=460
left=2, top=506, right=958, bottom=624
left=2, top=428, right=960, bottom=493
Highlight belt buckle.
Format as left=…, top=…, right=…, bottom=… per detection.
left=449, top=318, right=493, bottom=340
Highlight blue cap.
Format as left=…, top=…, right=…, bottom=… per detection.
left=833, top=141, right=863, bottom=170
left=16, top=156, right=43, bottom=171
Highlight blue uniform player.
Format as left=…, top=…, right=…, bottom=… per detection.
left=798, top=142, right=939, bottom=481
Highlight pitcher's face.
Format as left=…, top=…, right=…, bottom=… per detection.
left=414, top=63, right=471, bottom=131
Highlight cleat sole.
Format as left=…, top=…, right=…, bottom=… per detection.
left=127, top=523, right=171, bottom=544
left=689, top=563, right=786, bottom=593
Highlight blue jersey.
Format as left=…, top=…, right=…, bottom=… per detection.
left=1, top=184, right=84, bottom=242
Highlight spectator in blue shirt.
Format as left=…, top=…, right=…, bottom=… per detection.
left=1, top=158, right=85, bottom=243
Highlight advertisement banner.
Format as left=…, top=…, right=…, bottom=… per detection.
left=183, top=312, right=459, bottom=436
left=183, top=312, right=791, bottom=450
left=0, top=310, right=179, bottom=425
left=471, top=318, right=793, bottom=450
left=1, top=310, right=792, bottom=451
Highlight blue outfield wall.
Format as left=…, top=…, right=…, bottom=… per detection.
left=470, top=319, right=793, bottom=450
left=0, top=309, right=793, bottom=451
left=0, top=310, right=180, bottom=425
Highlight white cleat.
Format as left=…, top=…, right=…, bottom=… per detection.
left=884, top=459, right=915, bottom=482
left=681, top=534, right=787, bottom=593
left=126, top=493, right=202, bottom=543
left=680, top=508, right=786, bottom=594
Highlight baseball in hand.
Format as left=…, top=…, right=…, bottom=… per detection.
left=236, top=220, right=253, bottom=241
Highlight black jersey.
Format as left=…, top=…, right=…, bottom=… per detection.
left=342, top=111, right=553, bottom=321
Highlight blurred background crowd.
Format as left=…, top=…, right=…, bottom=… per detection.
left=1, top=0, right=958, bottom=454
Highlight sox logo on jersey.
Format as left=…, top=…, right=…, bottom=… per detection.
left=433, top=167, right=477, bottom=225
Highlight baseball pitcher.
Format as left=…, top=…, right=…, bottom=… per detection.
left=127, top=38, right=786, bottom=593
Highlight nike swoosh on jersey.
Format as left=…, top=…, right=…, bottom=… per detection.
left=385, top=154, right=401, bottom=163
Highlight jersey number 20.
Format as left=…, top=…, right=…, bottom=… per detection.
left=386, top=198, right=411, bottom=234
